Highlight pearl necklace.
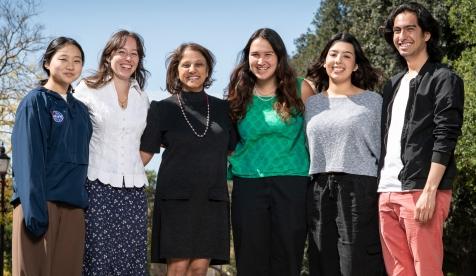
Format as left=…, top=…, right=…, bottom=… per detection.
left=176, top=92, right=210, bottom=138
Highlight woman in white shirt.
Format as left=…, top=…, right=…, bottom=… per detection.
left=74, top=30, right=150, bottom=276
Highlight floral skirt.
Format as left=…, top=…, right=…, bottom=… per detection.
left=83, top=179, right=147, bottom=276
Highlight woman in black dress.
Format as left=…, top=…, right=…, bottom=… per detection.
left=140, top=43, right=235, bottom=276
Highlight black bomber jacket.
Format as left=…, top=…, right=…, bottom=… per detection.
left=378, top=61, right=464, bottom=190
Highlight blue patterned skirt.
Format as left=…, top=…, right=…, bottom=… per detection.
left=83, top=179, right=147, bottom=276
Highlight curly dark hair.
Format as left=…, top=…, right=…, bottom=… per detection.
left=382, top=1, right=442, bottom=66
left=84, top=30, right=149, bottom=90
left=306, top=32, right=382, bottom=92
left=165, top=42, right=215, bottom=94
left=225, top=28, right=304, bottom=122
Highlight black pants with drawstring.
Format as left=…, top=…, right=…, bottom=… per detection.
left=307, top=173, right=385, bottom=276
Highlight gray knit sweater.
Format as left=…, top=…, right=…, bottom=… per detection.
left=304, top=91, right=382, bottom=177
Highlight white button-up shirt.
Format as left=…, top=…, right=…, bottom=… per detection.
left=74, top=80, right=149, bottom=188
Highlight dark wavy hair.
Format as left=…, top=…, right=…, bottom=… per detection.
left=225, top=28, right=304, bottom=122
left=40, top=37, right=85, bottom=88
left=382, top=1, right=442, bottom=66
left=84, top=30, right=149, bottom=89
left=306, top=32, right=382, bottom=92
left=165, top=42, right=215, bottom=94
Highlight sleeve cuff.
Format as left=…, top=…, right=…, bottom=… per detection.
left=431, top=151, right=451, bottom=166
left=25, top=220, right=48, bottom=238
left=139, top=144, right=161, bottom=154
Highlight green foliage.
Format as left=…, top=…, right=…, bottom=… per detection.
left=443, top=1, right=476, bottom=274
left=445, top=88, right=476, bottom=273
left=2, top=178, right=13, bottom=275
left=345, top=0, right=399, bottom=77
left=447, top=0, right=476, bottom=45
left=292, top=0, right=459, bottom=79
left=292, top=0, right=351, bottom=77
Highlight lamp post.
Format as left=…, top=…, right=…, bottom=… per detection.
left=0, top=143, right=11, bottom=274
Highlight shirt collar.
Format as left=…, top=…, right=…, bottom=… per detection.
left=106, top=78, right=142, bottom=95
left=41, top=86, right=73, bottom=100
left=130, top=78, right=142, bottom=94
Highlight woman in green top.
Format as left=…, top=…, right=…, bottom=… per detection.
left=226, top=28, right=314, bottom=276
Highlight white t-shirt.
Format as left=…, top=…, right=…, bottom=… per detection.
left=60, top=93, right=68, bottom=101
left=74, top=80, right=150, bottom=188
left=378, top=72, right=417, bottom=192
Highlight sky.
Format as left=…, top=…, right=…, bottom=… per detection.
left=33, top=0, right=321, bottom=170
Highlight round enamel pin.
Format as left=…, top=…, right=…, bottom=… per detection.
left=52, top=110, right=64, bottom=123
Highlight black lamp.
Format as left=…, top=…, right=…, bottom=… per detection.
left=0, top=142, right=10, bottom=275
left=0, top=143, right=9, bottom=176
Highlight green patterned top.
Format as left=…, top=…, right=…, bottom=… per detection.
left=229, top=78, right=310, bottom=178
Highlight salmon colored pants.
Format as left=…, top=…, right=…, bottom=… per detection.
left=12, top=202, right=85, bottom=276
left=378, top=191, right=451, bottom=276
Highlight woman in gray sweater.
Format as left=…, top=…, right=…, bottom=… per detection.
left=304, top=32, right=385, bottom=276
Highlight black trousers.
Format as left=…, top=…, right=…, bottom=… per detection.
left=231, top=176, right=309, bottom=276
left=307, top=173, right=385, bottom=276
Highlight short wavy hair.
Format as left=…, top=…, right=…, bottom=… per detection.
left=165, top=42, right=215, bottom=94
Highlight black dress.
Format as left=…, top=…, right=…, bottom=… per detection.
left=140, top=91, right=235, bottom=264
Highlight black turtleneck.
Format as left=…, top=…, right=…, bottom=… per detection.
left=140, top=91, right=236, bottom=200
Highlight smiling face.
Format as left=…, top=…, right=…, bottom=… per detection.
left=392, top=11, right=430, bottom=62
left=44, top=44, right=83, bottom=92
left=178, top=48, right=209, bottom=92
left=324, top=41, right=357, bottom=85
left=110, top=36, right=139, bottom=81
left=248, top=37, right=278, bottom=84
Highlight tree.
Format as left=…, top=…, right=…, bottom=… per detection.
left=0, top=1, right=45, bottom=274
left=292, top=0, right=460, bottom=78
left=344, top=0, right=459, bottom=78
left=0, top=0, right=46, bottom=138
left=443, top=0, right=476, bottom=274
left=292, top=0, right=350, bottom=77
left=343, top=0, right=398, bottom=77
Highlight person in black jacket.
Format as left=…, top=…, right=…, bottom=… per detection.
left=377, top=2, right=464, bottom=276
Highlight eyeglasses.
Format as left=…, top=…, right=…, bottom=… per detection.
left=115, top=49, right=139, bottom=59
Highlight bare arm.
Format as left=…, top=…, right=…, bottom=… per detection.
left=301, top=79, right=315, bottom=104
left=414, top=162, right=446, bottom=223
left=140, top=151, right=154, bottom=166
